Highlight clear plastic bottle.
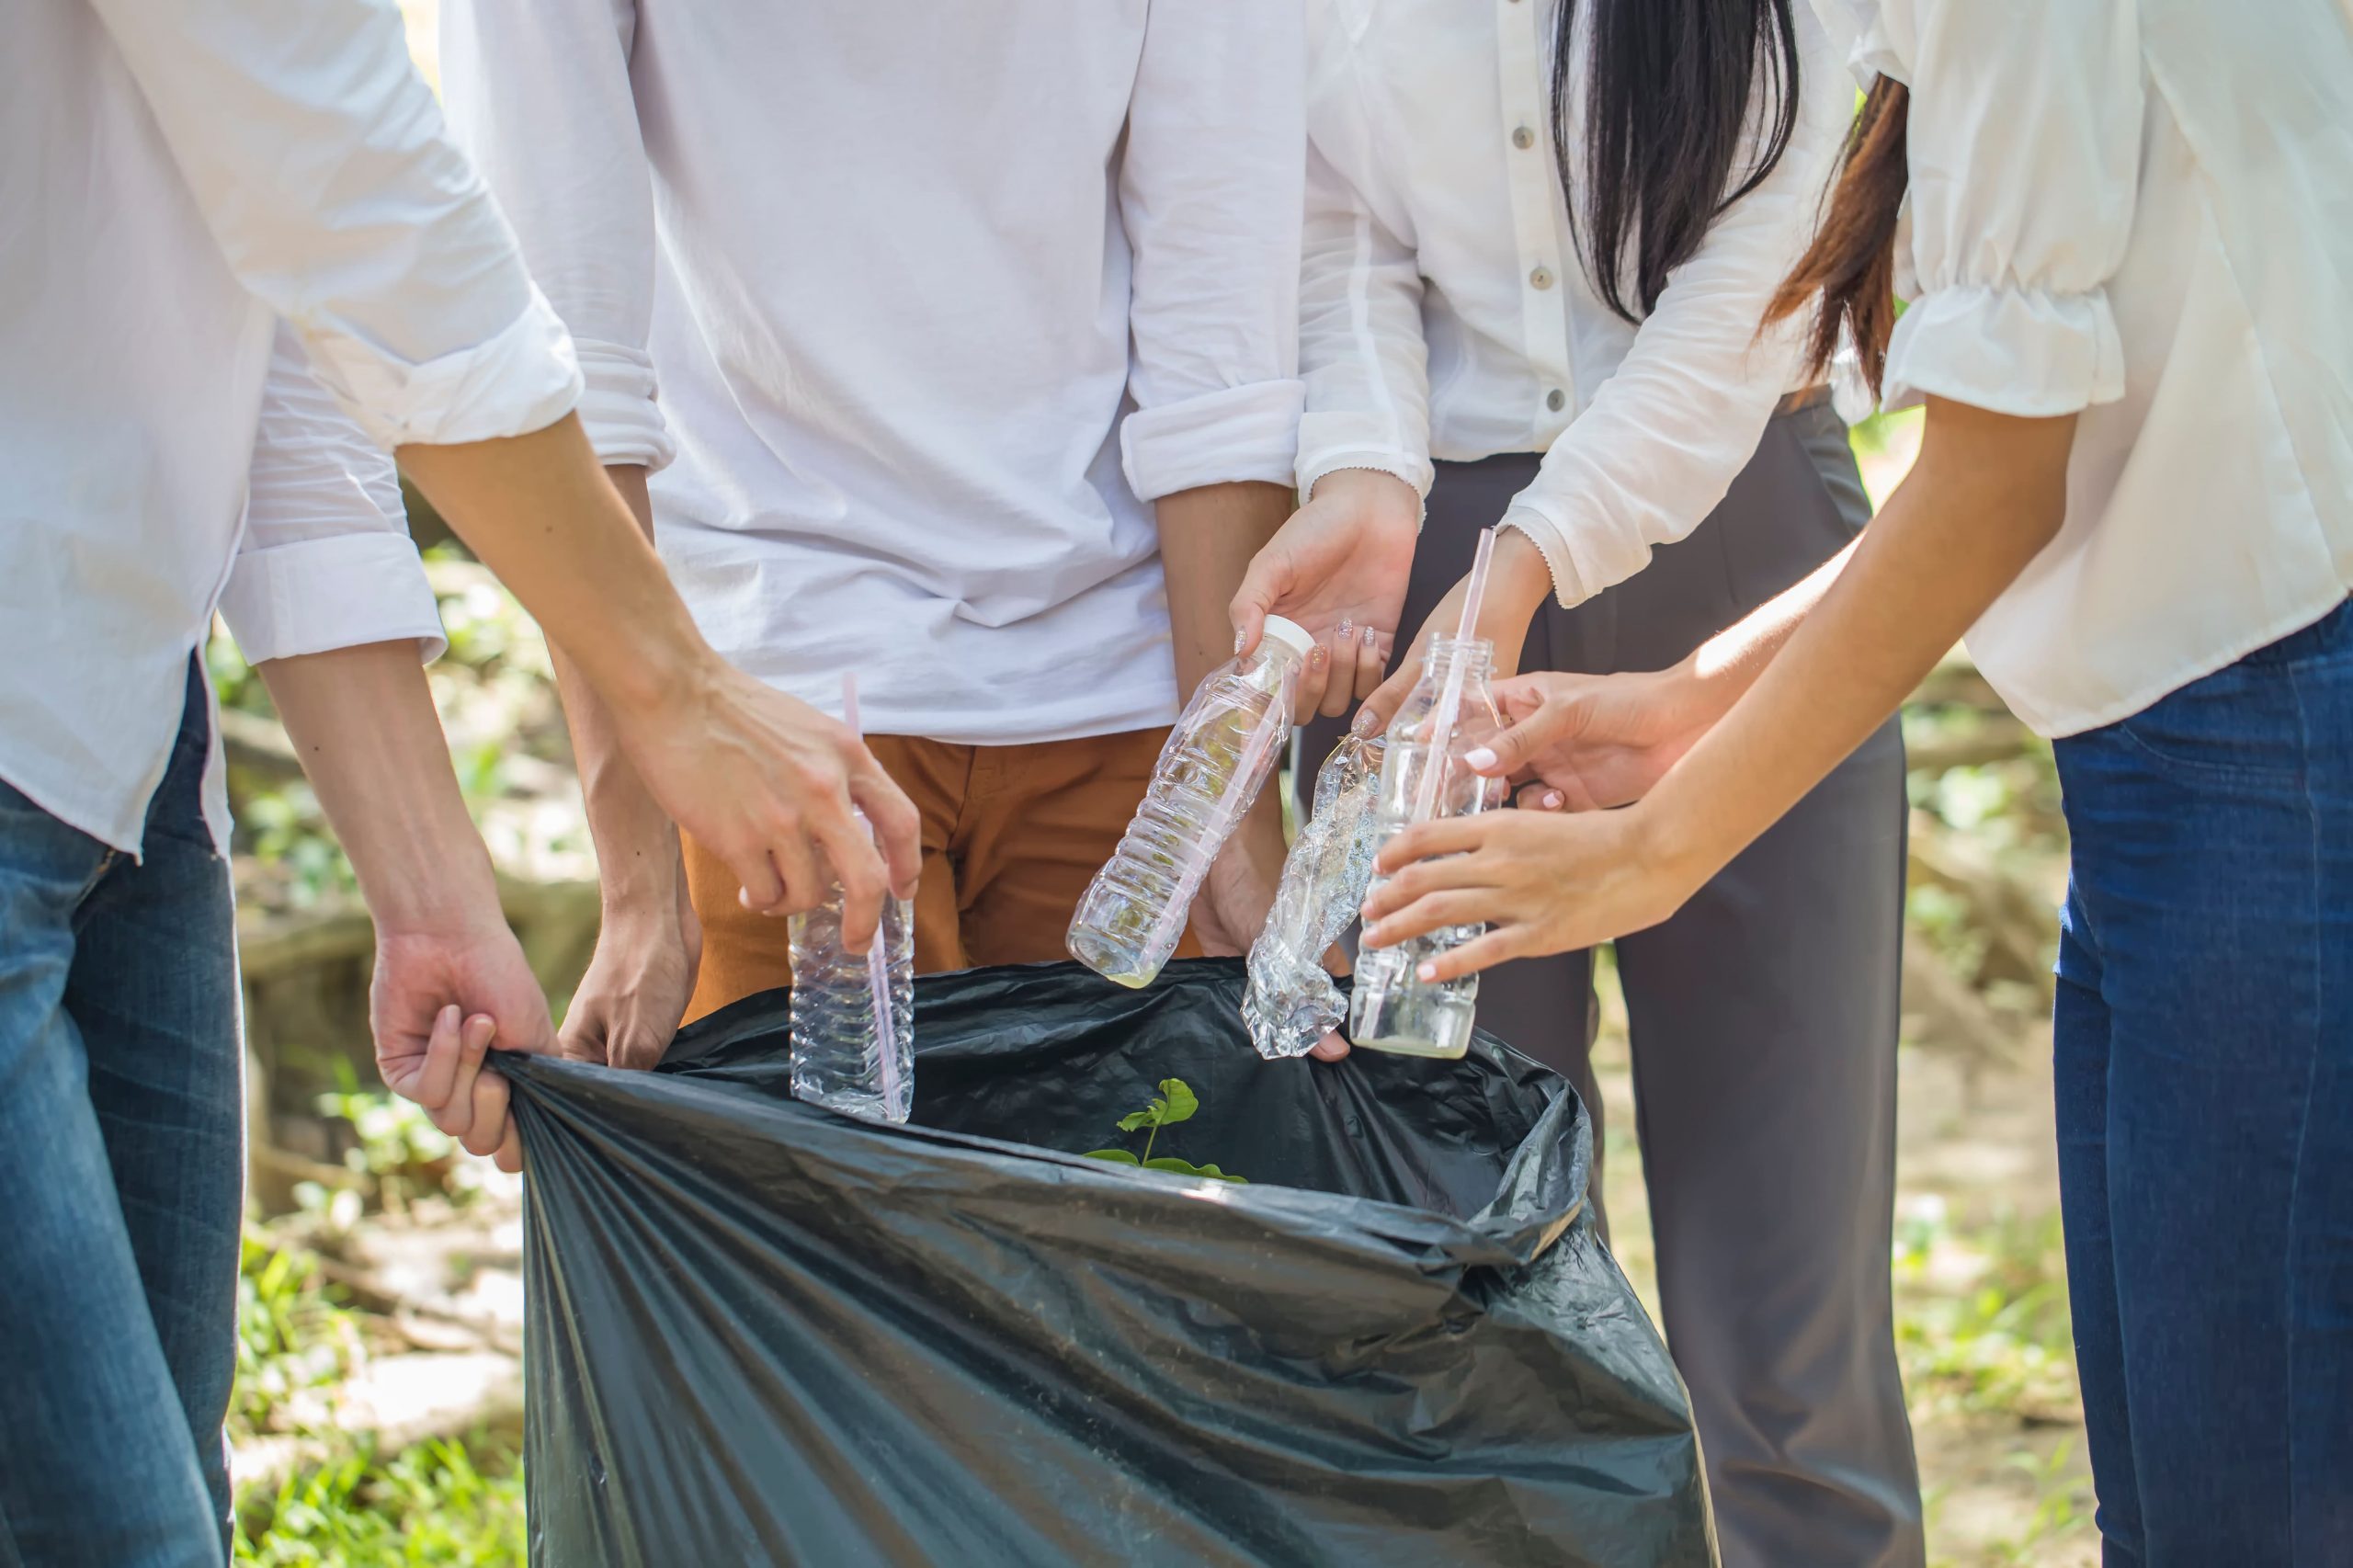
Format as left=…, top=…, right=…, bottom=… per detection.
left=789, top=812, right=915, bottom=1122
left=1244, top=733, right=1385, bottom=1059
left=1349, top=637, right=1506, bottom=1058
left=1069, top=615, right=1316, bottom=989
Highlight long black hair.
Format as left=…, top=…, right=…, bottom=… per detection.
left=1552, top=0, right=1803, bottom=322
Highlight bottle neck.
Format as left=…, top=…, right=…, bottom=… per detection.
left=1418, top=636, right=1495, bottom=685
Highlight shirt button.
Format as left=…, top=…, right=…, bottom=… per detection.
left=1511, top=126, right=1536, bottom=151
left=1546, top=388, right=1566, bottom=413
left=1529, top=266, right=1555, bottom=290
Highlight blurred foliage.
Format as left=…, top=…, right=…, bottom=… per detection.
left=313, top=1069, right=487, bottom=1220
left=1895, top=1201, right=2081, bottom=1425
left=234, top=1230, right=363, bottom=1441
left=234, top=1435, right=524, bottom=1568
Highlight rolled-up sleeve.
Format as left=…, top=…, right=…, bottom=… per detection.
left=222, top=323, right=448, bottom=665
left=1879, top=0, right=2141, bottom=416
left=442, top=0, right=672, bottom=470
left=1116, top=0, right=1308, bottom=503
left=1294, top=95, right=1435, bottom=504
left=1499, top=6, right=1852, bottom=607
left=88, top=0, right=581, bottom=451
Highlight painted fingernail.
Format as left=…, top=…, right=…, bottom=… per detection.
left=1350, top=708, right=1380, bottom=738
left=1542, top=790, right=1564, bottom=810
left=1336, top=618, right=1354, bottom=642
left=1309, top=644, right=1328, bottom=669
left=1464, top=746, right=1498, bottom=771
left=1233, top=628, right=1247, bottom=654
left=1362, top=624, right=1380, bottom=649
left=1416, top=961, right=1438, bottom=982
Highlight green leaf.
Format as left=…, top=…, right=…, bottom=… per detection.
left=1081, top=1149, right=1140, bottom=1164
left=1142, top=1156, right=1246, bottom=1184
left=1114, top=1108, right=1158, bottom=1132
left=1154, top=1078, right=1199, bottom=1126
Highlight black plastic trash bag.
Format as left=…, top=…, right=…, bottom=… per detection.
left=502, top=959, right=1713, bottom=1567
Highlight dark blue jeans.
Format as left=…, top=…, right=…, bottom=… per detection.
left=0, top=660, right=240, bottom=1568
left=2052, top=601, right=2353, bottom=1567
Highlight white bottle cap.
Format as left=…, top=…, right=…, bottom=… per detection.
left=1258, top=615, right=1317, bottom=664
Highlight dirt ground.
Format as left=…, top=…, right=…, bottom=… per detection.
left=1586, top=960, right=2098, bottom=1567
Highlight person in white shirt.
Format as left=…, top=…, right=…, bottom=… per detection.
left=1362, top=0, right=2353, bottom=1561
left=438, top=0, right=1308, bottom=1059
left=1237, top=2, right=1924, bottom=1560
left=2, top=3, right=915, bottom=1558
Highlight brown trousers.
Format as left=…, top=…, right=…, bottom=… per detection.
left=681, top=727, right=1199, bottom=1022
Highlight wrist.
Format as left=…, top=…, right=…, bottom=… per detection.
left=364, top=836, right=507, bottom=941
left=1310, top=466, right=1420, bottom=517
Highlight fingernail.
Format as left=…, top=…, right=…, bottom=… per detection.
left=1309, top=644, right=1328, bottom=669
left=1350, top=708, right=1380, bottom=738
left=1416, top=961, right=1438, bottom=982
left=1362, top=624, right=1380, bottom=649
left=1233, top=628, right=1247, bottom=654
left=439, top=1004, right=460, bottom=1029
left=1464, top=746, right=1498, bottom=771
left=1336, top=618, right=1353, bottom=641
left=1542, top=790, right=1564, bottom=810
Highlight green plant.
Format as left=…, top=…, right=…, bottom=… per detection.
left=1083, top=1078, right=1246, bottom=1183
left=234, top=1229, right=363, bottom=1439
left=235, top=1434, right=526, bottom=1567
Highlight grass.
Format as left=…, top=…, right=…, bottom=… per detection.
left=236, top=1436, right=524, bottom=1567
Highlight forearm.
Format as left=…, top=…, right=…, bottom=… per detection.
left=1159, top=481, right=1296, bottom=861
left=1680, top=534, right=1860, bottom=707
left=1158, top=481, right=1296, bottom=697
left=258, top=642, right=503, bottom=937
left=551, top=466, right=685, bottom=914
left=397, top=415, right=705, bottom=722
left=1643, top=402, right=2075, bottom=881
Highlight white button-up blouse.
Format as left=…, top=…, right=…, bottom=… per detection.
left=1295, top=0, right=1854, bottom=606
left=1820, top=0, right=2353, bottom=736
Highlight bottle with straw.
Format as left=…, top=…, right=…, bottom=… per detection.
left=788, top=673, right=915, bottom=1121
left=1348, top=528, right=1508, bottom=1058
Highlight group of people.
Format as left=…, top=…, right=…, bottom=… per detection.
left=6, top=0, right=2346, bottom=1563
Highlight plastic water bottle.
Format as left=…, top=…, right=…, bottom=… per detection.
left=1349, top=637, right=1506, bottom=1058
left=1069, top=615, right=1316, bottom=989
left=789, top=818, right=915, bottom=1121
left=1244, top=733, right=1385, bottom=1059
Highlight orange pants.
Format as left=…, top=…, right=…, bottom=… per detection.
left=681, top=728, right=1201, bottom=1022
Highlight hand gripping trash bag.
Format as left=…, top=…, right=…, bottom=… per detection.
left=501, top=959, right=1714, bottom=1567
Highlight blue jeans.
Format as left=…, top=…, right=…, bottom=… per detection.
left=2052, top=601, right=2353, bottom=1567
left=0, top=660, right=241, bottom=1568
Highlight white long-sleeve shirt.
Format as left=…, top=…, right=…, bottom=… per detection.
left=1816, top=0, right=2353, bottom=736
left=2, top=0, right=582, bottom=854
left=440, top=0, right=1305, bottom=744
left=1298, top=0, right=1850, bottom=607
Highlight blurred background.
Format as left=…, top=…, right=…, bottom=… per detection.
left=223, top=10, right=2087, bottom=1563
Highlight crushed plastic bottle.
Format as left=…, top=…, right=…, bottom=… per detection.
left=789, top=812, right=915, bottom=1122
left=1068, top=616, right=1316, bottom=989
left=1243, top=733, right=1385, bottom=1059
left=1349, top=637, right=1506, bottom=1059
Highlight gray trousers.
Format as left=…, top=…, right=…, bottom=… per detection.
left=1311, top=402, right=1925, bottom=1567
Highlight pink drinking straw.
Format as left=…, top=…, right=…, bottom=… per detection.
left=1409, top=527, right=1496, bottom=825
left=841, top=674, right=904, bottom=1113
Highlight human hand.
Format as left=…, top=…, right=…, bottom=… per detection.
left=614, top=662, right=920, bottom=952
left=1353, top=527, right=1551, bottom=739
left=1231, top=470, right=1420, bottom=722
left=371, top=920, right=558, bottom=1174
left=1466, top=662, right=1725, bottom=812
left=561, top=880, right=702, bottom=1072
left=1356, top=806, right=1711, bottom=983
